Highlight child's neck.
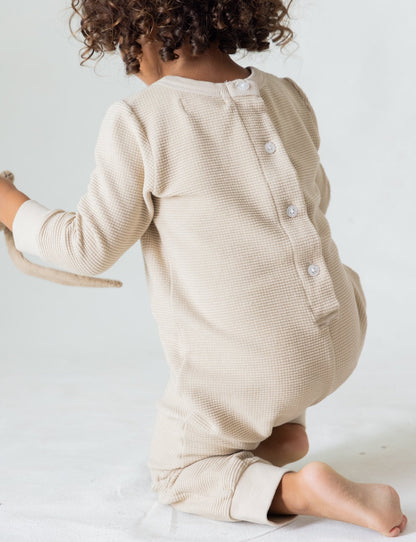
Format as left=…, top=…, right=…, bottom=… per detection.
left=136, top=37, right=251, bottom=86
left=163, top=53, right=250, bottom=83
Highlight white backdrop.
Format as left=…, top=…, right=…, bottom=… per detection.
left=0, top=1, right=415, bottom=541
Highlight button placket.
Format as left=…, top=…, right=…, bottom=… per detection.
left=260, top=118, right=340, bottom=325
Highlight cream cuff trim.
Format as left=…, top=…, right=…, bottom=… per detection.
left=12, top=199, right=52, bottom=257
left=230, top=459, right=298, bottom=527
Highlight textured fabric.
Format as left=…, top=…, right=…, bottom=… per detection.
left=11, top=65, right=368, bottom=527
left=12, top=199, right=54, bottom=255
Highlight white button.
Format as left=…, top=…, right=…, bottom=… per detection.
left=235, top=80, right=250, bottom=91
left=287, top=205, right=298, bottom=218
left=308, top=264, right=320, bottom=277
left=265, top=141, right=276, bottom=154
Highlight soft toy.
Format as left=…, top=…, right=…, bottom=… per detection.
left=0, top=170, right=122, bottom=288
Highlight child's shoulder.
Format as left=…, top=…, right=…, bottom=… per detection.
left=279, top=76, right=319, bottom=129
left=270, top=73, right=321, bottom=150
left=122, top=83, right=172, bottom=111
left=114, top=84, right=178, bottom=130
left=257, top=69, right=317, bottom=117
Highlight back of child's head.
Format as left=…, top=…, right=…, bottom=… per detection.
left=69, top=0, right=296, bottom=76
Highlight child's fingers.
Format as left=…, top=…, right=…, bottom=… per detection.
left=0, top=170, right=15, bottom=183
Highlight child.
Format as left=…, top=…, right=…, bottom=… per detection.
left=0, top=0, right=407, bottom=537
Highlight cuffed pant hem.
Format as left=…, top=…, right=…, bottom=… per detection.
left=229, top=459, right=298, bottom=527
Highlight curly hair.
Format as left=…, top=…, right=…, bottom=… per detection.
left=68, top=0, right=295, bottom=76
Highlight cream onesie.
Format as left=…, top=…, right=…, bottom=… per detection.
left=12, top=65, right=368, bottom=528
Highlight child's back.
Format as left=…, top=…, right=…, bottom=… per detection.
left=129, top=64, right=367, bottom=444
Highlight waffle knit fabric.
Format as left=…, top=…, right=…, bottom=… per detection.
left=12, top=65, right=368, bottom=527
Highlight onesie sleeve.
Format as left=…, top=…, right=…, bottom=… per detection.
left=284, top=77, right=332, bottom=216
left=12, top=99, right=154, bottom=276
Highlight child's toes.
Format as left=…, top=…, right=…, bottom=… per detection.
left=387, top=515, right=407, bottom=537
left=399, top=514, right=407, bottom=531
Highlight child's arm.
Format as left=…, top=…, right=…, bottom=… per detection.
left=0, top=178, right=30, bottom=231
left=7, top=100, right=154, bottom=277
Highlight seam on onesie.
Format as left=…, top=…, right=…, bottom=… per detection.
left=167, top=254, right=192, bottom=469
left=168, top=257, right=187, bottom=376
left=177, top=383, right=190, bottom=470
left=325, top=319, right=337, bottom=392
left=121, top=100, right=156, bottom=195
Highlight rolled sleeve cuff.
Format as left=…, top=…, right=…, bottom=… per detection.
left=12, top=199, right=52, bottom=257
left=230, top=460, right=298, bottom=527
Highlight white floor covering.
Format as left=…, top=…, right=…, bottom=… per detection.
left=1, top=352, right=415, bottom=541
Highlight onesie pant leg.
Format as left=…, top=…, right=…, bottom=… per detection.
left=149, top=450, right=299, bottom=527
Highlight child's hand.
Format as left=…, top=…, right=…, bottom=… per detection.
left=0, top=170, right=16, bottom=232
left=0, top=170, right=15, bottom=193
left=0, top=170, right=15, bottom=185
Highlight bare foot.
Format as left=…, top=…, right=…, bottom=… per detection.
left=253, top=422, right=309, bottom=466
left=270, top=461, right=407, bottom=537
